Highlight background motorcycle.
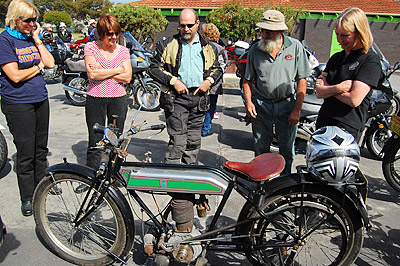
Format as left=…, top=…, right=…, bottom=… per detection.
left=61, top=32, right=161, bottom=111
left=42, top=36, right=71, bottom=81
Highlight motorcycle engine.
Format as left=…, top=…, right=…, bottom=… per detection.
left=42, top=66, right=57, bottom=79
left=167, top=228, right=202, bottom=263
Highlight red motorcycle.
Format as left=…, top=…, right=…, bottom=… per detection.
left=70, top=34, right=89, bottom=54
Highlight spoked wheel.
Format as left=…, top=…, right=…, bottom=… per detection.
left=238, top=187, right=364, bottom=266
left=134, top=81, right=161, bottom=111
left=366, top=123, right=391, bottom=160
left=33, top=173, right=128, bottom=266
left=385, top=94, right=400, bottom=115
left=382, top=137, right=400, bottom=192
left=64, top=76, right=88, bottom=106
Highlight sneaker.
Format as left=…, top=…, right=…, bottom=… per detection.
left=201, top=130, right=214, bottom=137
left=213, top=112, right=219, bottom=119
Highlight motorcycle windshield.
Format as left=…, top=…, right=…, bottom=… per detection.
left=122, top=32, right=145, bottom=52
left=371, top=43, right=390, bottom=74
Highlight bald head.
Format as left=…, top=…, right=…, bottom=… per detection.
left=178, top=8, right=200, bottom=43
left=179, top=8, right=198, bottom=23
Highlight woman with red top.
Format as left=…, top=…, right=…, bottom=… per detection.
left=84, top=14, right=132, bottom=170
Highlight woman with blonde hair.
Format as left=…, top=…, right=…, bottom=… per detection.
left=315, top=7, right=382, bottom=141
left=0, top=0, right=55, bottom=216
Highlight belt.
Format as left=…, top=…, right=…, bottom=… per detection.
left=257, top=92, right=294, bottom=103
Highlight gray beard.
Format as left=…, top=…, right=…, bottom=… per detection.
left=258, top=34, right=281, bottom=53
left=182, top=32, right=195, bottom=41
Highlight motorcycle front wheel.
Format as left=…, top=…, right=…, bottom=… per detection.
left=134, top=80, right=161, bottom=111
left=238, top=186, right=364, bottom=266
left=64, top=76, right=88, bottom=106
left=366, top=122, right=391, bottom=160
left=382, top=137, right=400, bottom=192
left=33, top=173, right=129, bottom=266
left=0, top=131, right=8, bottom=173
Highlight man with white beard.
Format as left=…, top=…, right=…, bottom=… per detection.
left=243, top=10, right=311, bottom=174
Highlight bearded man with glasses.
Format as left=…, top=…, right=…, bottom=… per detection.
left=149, top=8, right=223, bottom=233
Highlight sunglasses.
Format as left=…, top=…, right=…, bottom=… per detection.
left=260, top=29, right=277, bottom=34
left=179, top=23, right=196, bottom=29
left=105, top=32, right=119, bottom=37
left=22, top=17, right=37, bottom=23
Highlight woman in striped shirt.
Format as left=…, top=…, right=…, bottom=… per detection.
left=84, top=14, right=132, bottom=170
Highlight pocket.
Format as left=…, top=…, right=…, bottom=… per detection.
left=160, top=91, right=175, bottom=112
left=198, top=93, right=210, bottom=112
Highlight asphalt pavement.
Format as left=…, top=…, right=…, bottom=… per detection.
left=0, top=74, right=399, bottom=265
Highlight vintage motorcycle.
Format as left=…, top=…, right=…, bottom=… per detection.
left=32, top=94, right=369, bottom=266
left=61, top=32, right=161, bottom=110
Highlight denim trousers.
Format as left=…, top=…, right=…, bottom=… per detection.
left=1, top=99, right=49, bottom=201
left=164, top=91, right=205, bottom=165
left=251, top=95, right=297, bottom=174
left=201, top=94, right=218, bottom=135
left=85, top=95, right=127, bottom=169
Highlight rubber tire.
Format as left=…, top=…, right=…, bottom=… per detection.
left=366, top=122, right=390, bottom=160
left=0, top=131, right=8, bottom=173
left=33, top=173, right=129, bottom=266
left=237, top=186, right=364, bottom=266
left=386, top=94, right=400, bottom=115
left=64, top=76, right=88, bottom=106
left=382, top=137, right=400, bottom=192
left=134, top=81, right=161, bottom=111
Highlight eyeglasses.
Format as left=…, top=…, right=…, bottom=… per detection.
left=21, top=17, right=37, bottom=23
left=179, top=23, right=196, bottom=29
left=260, top=29, right=277, bottom=34
left=106, top=32, right=119, bottom=37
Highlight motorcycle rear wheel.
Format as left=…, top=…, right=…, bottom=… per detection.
left=64, top=76, right=88, bottom=106
left=134, top=80, right=161, bottom=111
left=0, top=131, right=8, bottom=173
left=33, top=173, right=128, bottom=266
left=238, top=186, right=364, bottom=266
left=382, top=137, right=400, bottom=192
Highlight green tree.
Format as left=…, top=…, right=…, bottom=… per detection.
left=33, top=0, right=113, bottom=21
left=0, top=0, right=12, bottom=26
left=43, top=11, right=72, bottom=27
left=73, top=0, right=114, bottom=21
left=206, top=0, right=307, bottom=42
left=109, top=4, right=168, bottom=42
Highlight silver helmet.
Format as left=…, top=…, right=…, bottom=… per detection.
left=306, top=126, right=360, bottom=182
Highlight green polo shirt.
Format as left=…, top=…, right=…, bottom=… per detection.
left=178, top=34, right=204, bottom=88
left=245, top=35, right=311, bottom=99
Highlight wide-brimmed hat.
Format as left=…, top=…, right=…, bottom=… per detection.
left=89, top=19, right=96, bottom=25
left=256, top=10, right=288, bottom=31
left=59, top=22, right=66, bottom=27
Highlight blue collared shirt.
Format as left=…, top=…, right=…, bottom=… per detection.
left=178, top=34, right=204, bottom=88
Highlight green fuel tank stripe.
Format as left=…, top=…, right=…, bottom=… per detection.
left=128, top=178, right=161, bottom=188
left=127, top=178, right=220, bottom=191
left=165, top=181, right=219, bottom=191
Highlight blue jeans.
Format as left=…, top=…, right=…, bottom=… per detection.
left=201, top=94, right=218, bottom=135
left=251, top=95, right=297, bottom=174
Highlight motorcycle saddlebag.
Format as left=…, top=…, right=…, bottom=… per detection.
left=51, top=50, right=68, bottom=65
left=65, top=58, right=87, bottom=72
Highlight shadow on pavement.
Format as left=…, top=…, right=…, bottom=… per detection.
left=0, top=233, right=21, bottom=263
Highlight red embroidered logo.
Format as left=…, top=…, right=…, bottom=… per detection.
left=285, top=54, right=294, bottom=60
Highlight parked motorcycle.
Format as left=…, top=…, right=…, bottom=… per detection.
left=61, top=32, right=161, bottom=111
left=0, top=123, right=8, bottom=173
left=42, top=36, right=71, bottom=81
left=0, top=215, right=5, bottom=248
left=32, top=94, right=369, bottom=266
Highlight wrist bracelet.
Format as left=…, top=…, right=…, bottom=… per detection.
left=36, top=65, right=42, bottom=74
left=35, top=40, right=43, bottom=46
